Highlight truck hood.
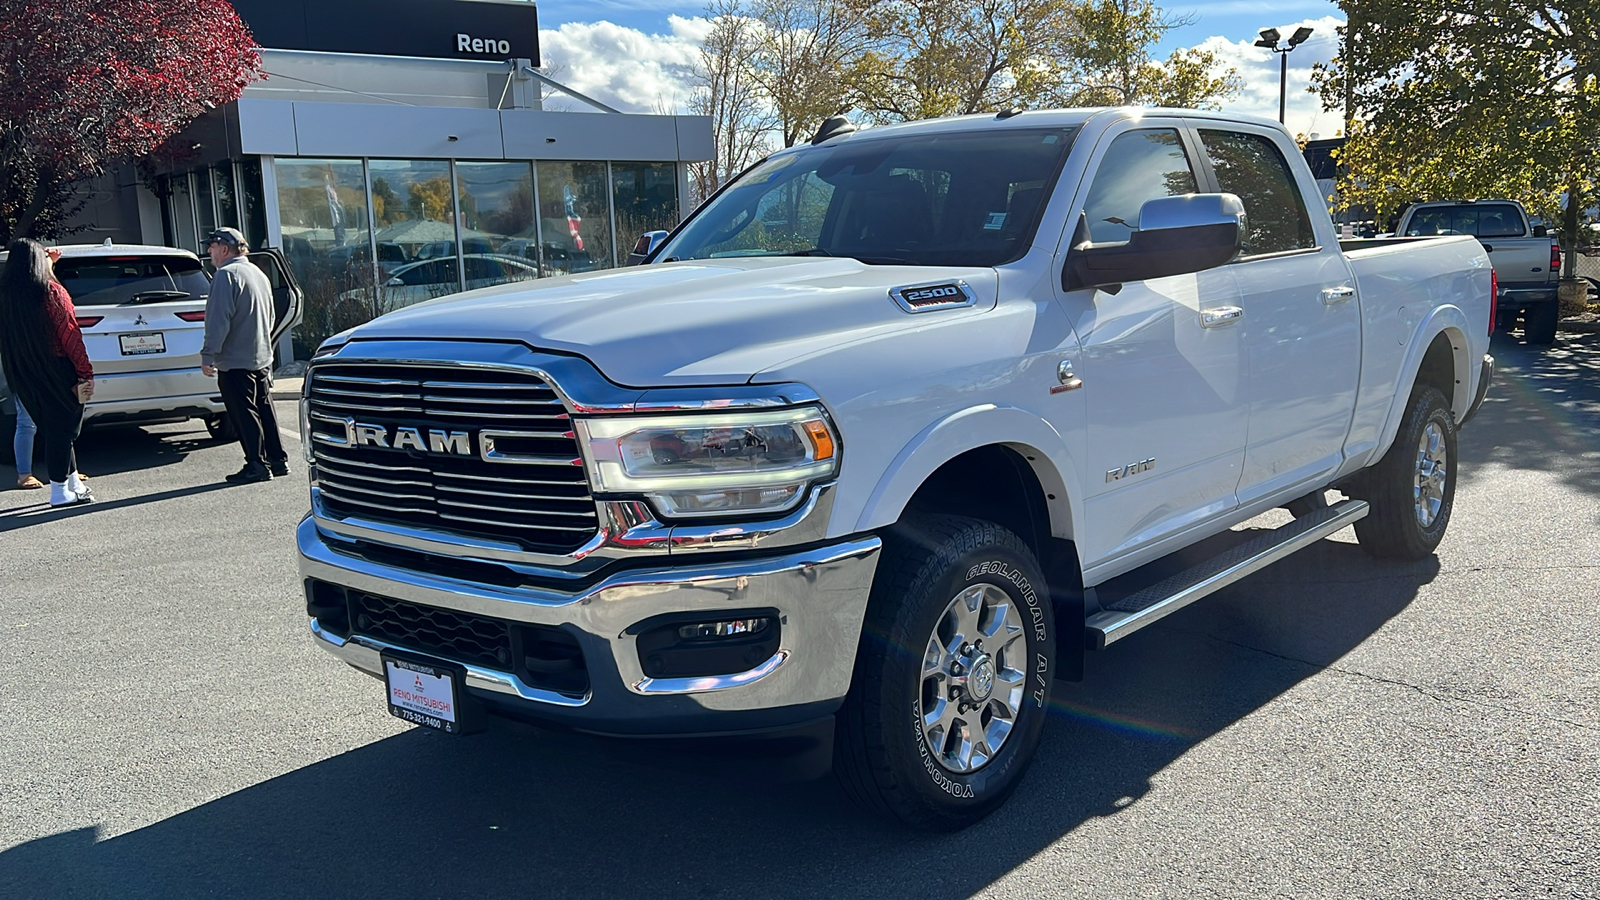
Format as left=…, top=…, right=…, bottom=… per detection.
left=342, top=257, right=998, bottom=386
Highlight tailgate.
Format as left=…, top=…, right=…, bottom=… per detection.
left=78, top=301, right=210, bottom=375
left=1481, top=237, right=1554, bottom=285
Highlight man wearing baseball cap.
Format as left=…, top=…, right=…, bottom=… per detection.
left=199, top=227, right=289, bottom=484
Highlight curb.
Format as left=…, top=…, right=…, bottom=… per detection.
left=1558, top=319, right=1600, bottom=334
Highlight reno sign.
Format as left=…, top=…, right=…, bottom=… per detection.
left=229, top=0, right=540, bottom=64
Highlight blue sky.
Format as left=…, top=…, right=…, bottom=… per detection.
left=528, top=0, right=1349, bottom=138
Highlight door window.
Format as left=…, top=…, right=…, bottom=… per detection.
left=1079, top=129, right=1198, bottom=244
left=1198, top=130, right=1317, bottom=256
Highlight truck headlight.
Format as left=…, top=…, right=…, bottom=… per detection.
left=575, top=406, right=839, bottom=518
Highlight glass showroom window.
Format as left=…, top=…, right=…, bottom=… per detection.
left=369, top=159, right=460, bottom=311
left=536, top=161, right=612, bottom=275
left=612, top=162, right=679, bottom=257
left=194, top=167, right=218, bottom=244
left=214, top=163, right=239, bottom=238
left=170, top=175, right=197, bottom=254
left=274, top=158, right=374, bottom=357
left=456, top=161, right=541, bottom=288
left=238, top=158, right=269, bottom=251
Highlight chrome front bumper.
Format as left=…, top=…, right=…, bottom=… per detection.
left=298, top=515, right=881, bottom=735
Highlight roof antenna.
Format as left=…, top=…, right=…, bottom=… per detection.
left=996, top=107, right=1025, bottom=119
left=811, top=115, right=855, bottom=145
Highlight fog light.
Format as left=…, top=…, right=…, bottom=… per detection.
left=678, top=617, right=770, bottom=641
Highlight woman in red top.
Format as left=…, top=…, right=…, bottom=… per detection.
left=0, top=239, right=95, bottom=506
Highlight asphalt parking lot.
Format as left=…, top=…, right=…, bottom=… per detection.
left=1, top=332, right=1597, bottom=899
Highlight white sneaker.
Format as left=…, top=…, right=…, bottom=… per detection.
left=67, top=472, right=91, bottom=499
left=49, top=481, right=93, bottom=507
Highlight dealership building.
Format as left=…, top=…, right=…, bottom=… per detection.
left=84, top=0, right=712, bottom=356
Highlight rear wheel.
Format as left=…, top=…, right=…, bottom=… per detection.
left=834, top=514, right=1056, bottom=831
left=1352, top=386, right=1457, bottom=560
left=1524, top=301, right=1558, bottom=345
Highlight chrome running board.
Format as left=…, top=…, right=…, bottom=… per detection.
left=1086, top=499, right=1370, bottom=650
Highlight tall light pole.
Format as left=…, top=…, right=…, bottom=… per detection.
left=1255, top=26, right=1314, bottom=125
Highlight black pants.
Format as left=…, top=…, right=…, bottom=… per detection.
left=218, top=368, right=286, bottom=470
left=19, top=393, right=82, bottom=484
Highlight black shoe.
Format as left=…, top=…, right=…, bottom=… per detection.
left=225, top=465, right=272, bottom=484
left=270, top=460, right=291, bottom=477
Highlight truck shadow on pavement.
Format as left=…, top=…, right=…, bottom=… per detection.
left=1459, top=331, right=1600, bottom=501
left=0, top=542, right=1435, bottom=900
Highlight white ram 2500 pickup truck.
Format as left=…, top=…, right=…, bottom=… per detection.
left=296, top=108, right=1494, bottom=831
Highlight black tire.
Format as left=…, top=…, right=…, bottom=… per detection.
left=205, top=414, right=237, bottom=443
left=1524, top=301, right=1558, bottom=345
left=1351, top=386, right=1457, bottom=560
left=834, top=514, right=1056, bottom=831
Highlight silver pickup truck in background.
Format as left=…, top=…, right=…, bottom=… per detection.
left=1396, top=199, right=1560, bottom=343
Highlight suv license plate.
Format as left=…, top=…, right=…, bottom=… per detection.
left=119, top=332, right=165, bottom=356
left=383, top=653, right=466, bottom=734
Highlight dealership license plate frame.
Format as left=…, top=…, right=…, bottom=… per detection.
left=381, top=650, right=477, bottom=735
left=118, top=332, right=166, bottom=356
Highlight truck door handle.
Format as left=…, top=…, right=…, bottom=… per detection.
left=1200, top=306, right=1243, bottom=328
left=1321, top=286, right=1356, bottom=305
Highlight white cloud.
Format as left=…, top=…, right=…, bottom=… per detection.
left=536, top=16, right=708, bottom=114
left=1189, top=16, right=1346, bottom=139
left=539, top=13, right=1350, bottom=141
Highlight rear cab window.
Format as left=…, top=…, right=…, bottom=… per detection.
left=54, top=255, right=211, bottom=306
left=1403, top=204, right=1525, bottom=238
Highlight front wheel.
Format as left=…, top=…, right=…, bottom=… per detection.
left=834, top=515, right=1056, bottom=831
left=1352, top=386, right=1457, bottom=560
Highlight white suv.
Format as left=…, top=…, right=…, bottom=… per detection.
left=0, top=242, right=302, bottom=462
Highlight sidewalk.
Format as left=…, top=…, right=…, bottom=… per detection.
left=271, top=376, right=303, bottom=401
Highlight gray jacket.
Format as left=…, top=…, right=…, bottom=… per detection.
left=201, top=256, right=274, bottom=371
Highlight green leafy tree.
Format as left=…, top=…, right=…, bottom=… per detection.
left=1051, top=0, right=1241, bottom=108
left=1316, top=0, right=1596, bottom=273
left=847, top=0, right=1080, bottom=121
left=844, top=0, right=1239, bottom=122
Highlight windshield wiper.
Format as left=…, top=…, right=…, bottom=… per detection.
left=120, top=290, right=196, bottom=305
left=854, top=256, right=920, bottom=266
left=786, top=248, right=834, bottom=257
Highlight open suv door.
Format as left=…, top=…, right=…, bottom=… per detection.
left=248, top=248, right=305, bottom=346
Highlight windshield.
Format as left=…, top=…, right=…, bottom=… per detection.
left=661, top=127, right=1078, bottom=268
left=54, top=255, right=211, bottom=306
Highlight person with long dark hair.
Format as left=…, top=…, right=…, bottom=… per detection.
left=0, top=239, right=95, bottom=506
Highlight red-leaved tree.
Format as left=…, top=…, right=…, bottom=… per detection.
left=0, top=0, right=263, bottom=242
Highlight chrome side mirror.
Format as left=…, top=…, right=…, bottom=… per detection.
left=1064, top=193, right=1245, bottom=291
left=627, top=230, right=670, bottom=266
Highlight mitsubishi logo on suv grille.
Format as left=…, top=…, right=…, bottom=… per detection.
left=339, top=421, right=474, bottom=456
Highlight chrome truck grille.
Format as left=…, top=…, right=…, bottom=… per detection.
left=305, top=363, right=597, bottom=554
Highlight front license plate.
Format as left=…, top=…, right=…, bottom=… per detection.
left=118, top=332, right=166, bottom=356
left=383, top=653, right=465, bottom=734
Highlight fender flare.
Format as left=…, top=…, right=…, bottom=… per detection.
left=850, top=404, right=1082, bottom=541
left=1371, top=303, right=1475, bottom=461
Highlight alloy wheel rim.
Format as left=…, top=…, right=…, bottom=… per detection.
left=1413, top=421, right=1448, bottom=528
left=919, top=583, right=1028, bottom=774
